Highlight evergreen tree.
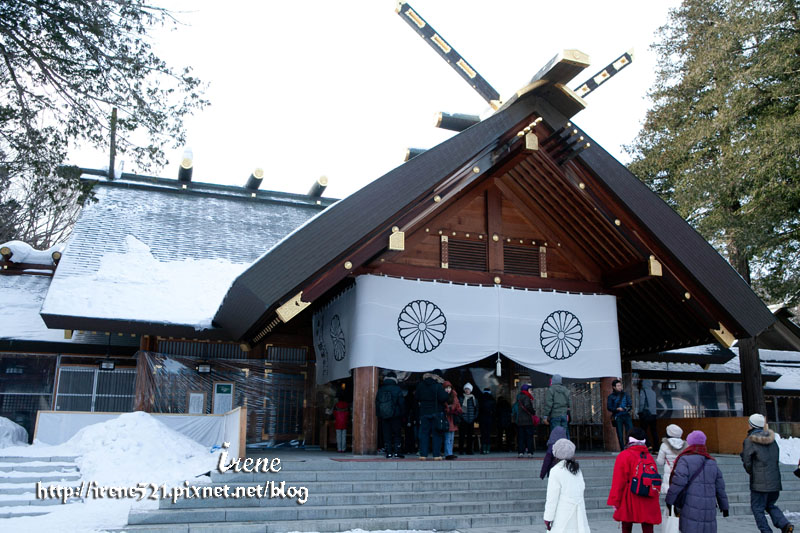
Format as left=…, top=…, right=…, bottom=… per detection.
left=627, top=0, right=800, bottom=306
left=0, top=0, right=208, bottom=248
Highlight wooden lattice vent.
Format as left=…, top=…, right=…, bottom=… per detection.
left=503, top=243, right=541, bottom=277
left=443, top=238, right=488, bottom=271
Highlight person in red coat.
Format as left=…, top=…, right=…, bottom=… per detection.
left=333, top=393, right=350, bottom=453
left=607, top=427, right=662, bottom=532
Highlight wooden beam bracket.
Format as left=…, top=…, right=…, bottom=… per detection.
left=388, top=229, right=405, bottom=251
left=276, top=292, right=311, bottom=323
left=710, top=323, right=736, bottom=348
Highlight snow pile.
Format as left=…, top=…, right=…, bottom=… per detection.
left=0, top=412, right=220, bottom=533
left=64, top=411, right=217, bottom=486
left=0, top=416, right=28, bottom=448
left=0, top=240, right=63, bottom=265
left=776, top=433, right=800, bottom=466
left=42, top=235, right=248, bottom=330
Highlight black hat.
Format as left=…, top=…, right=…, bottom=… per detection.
left=386, top=371, right=397, bottom=378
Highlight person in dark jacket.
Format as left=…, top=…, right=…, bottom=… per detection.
left=414, top=369, right=449, bottom=460
left=637, top=379, right=658, bottom=450
left=403, top=384, right=419, bottom=454
left=478, top=387, right=496, bottom=454
left=741, top=413, right=794, bottom=533
left=375, top=371, right=406, bottom=458
left=496, top=396, right=514, bottom=451
left=458, top=382, right=479, bottom=455
left=540, top=425, right=567, bottom=479
left=515, top=384, right=536, bottom=457
left=543, top=374, right=571, bottom=440
left=665, top=430, right=729, bottom=533
left=607, top=379, right=632, bottom=451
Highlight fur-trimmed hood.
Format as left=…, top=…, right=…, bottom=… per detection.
left=422, top=372, right=444, bottom=384
left=747, top=426, right=776, bottom=445
left=662, top=436, right=686, bottom=453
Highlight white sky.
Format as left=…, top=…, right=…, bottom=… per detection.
left=68, top=0, right=682, bottom=200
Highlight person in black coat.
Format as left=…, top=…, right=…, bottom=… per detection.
left=375, top=371, right=406, bottom=458
left=496, top=396, right=514, bottom=451
left=478, top=387, right=496, bottom=454
left=741, top=413, right=793, bottom=533
left=414, top=369, right=448, bottom=460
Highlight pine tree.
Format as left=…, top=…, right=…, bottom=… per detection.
left=0, top=0, right=208, bottom=248
left=628, top=0, right=800, bottom=307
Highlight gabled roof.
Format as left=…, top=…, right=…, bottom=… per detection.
left=214, top=54, right=775, bottom=350
left=40, top=173, right=334, bottom=338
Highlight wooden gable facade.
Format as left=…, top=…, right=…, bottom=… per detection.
left=212, top=51, right=775, bottom=453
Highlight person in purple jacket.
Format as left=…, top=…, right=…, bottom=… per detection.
left=540, top=425, right=567, bottom=479
left=665, top=430, right=729, bottom=533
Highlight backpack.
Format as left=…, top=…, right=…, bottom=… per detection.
left=376, top=389, right=395, bottom=419
left=630, top=450, right=662, bottom=497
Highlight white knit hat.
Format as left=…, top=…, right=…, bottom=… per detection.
left=749, top=413, right=766, bottom=429
left=552, top=438, right=576, bottom=460
left=463, top=382, right=473, bottom=391
left=666, top=424, right=683, bottom=438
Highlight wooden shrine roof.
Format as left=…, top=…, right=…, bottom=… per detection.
left=214, top=67, right=775, bottom=354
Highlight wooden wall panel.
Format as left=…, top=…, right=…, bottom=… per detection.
left=501, top=197, right=547, bottom=242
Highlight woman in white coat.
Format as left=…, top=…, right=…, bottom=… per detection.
left=655, top=424, right=685, bottom=494
left=543, top=438, right=590, bottom=532
left=655, top=424, right=685, bottom=533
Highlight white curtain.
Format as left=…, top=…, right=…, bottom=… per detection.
left=312, top=275, right=621, bottom=383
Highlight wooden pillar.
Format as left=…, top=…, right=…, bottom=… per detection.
left=352, top=366, right=379, bottom=455
left=739, top=337, right=767, bottom=416
left=134, top=335, right=157, bottom=412
left=487, top=185, right=504, bottom=274
left=601, top=377, right=619, bottom=452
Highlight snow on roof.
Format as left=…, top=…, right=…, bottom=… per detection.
left=757, top=348, right=800, bottom=363
left=631, top=355, right=753, bottom=376
left=0, top=275, right=66, bottom=342
left=634, top=346, right=800, bottom=391
left=764, top=363, right=800, bottom=392
left=44, top=235, right=247, bottom=330
left=0, top=240, right=63, bottom=265
left=41, top=184, right=326, bottom=330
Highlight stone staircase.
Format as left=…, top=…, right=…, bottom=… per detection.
left=0, top=455, right=82, bottom=519
left=114, top=454, right=800, bottom=533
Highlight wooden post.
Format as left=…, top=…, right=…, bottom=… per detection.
left=487, top=185, right=504, bottom=273
left=135, top=335, right=157, bottom=412
left=738, top=337, right=767, bottom=416
left=601, top=377, right=619, bottom=452
left=352, top=366, right=379, bottom=455
left=108, top=107, right=117, bottom=179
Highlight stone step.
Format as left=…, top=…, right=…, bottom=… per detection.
left=0, top=506, right=53, bottom=519
left=0, top=472, right=81, bottom=484
left=160, top=478, right=800, bottom=511
left=0, top=456, right=78, bottom=463
left=113, top=498, right=800, bottom=533
left=0, top=497, right=62, bottom=507
left=0, top=463, right=79, bottom=473
left=209, top=467, right=800, bottom=486
left=133, top=489, right=800, bottom=526
left=0, top=486, right=32, bottom=495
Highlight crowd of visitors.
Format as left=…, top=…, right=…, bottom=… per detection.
left=332, top=370, right=796, bottom=533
